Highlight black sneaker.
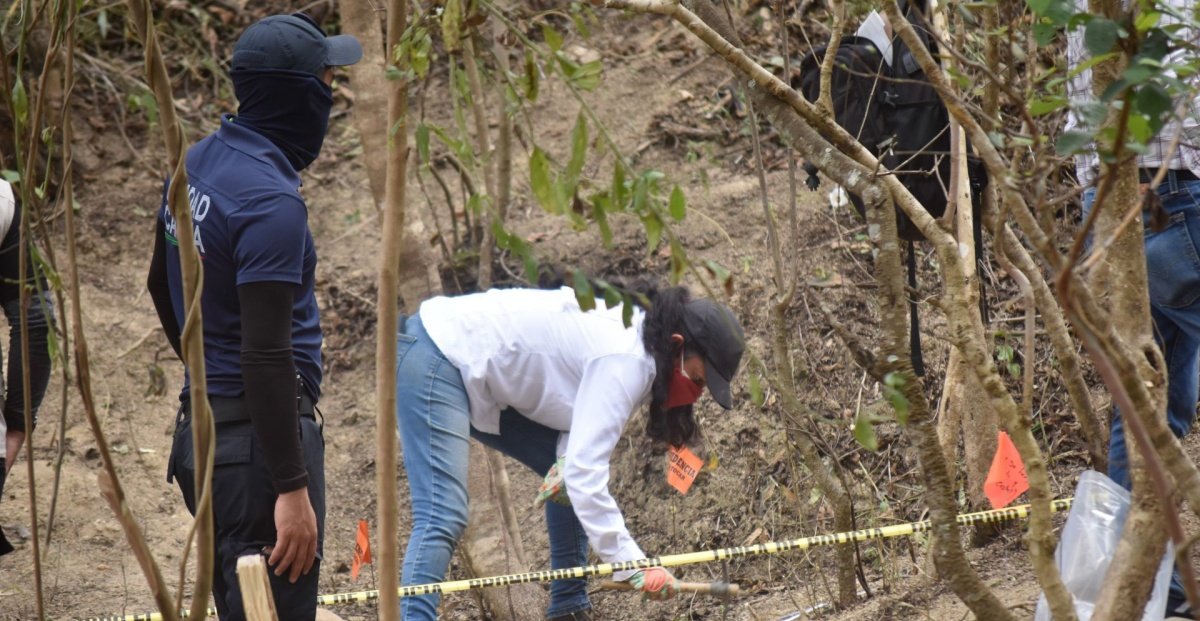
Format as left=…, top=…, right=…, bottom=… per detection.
left=1166, top=591, right=1195, bottom=620
left=548, top=610, right=593, bottom=621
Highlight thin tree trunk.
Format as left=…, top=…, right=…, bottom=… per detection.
left=374, top=0, right=411, bottom=618
left=463, top=33, right=497, bottom=289
left=865, top=176, right=1015, bottom=621
left=1082, top=62, right=1168, bottom=616
left=932, top=0, right=996, bottom=515
left=461, top=443, right=545, bottom=621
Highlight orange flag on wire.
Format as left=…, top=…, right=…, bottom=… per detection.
left=351, top=519, right=372, bottom=580
left=984, top=431, right=1029, bottom=509
left=666, top=445, right=703, bottom=495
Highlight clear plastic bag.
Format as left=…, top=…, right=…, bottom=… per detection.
left=1035, top=470, right=1173, bottom=620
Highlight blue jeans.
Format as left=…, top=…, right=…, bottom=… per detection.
left=472, top=409, right=591, bottom=617
left=1084, top=176, right=1200, bottom=608
left=395, top=313, right=591, bottom=620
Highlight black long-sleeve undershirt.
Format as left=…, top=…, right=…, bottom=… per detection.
left=146, top=222, right=307, bottom=492
left=238, top=281, right=307, bottom=492
left=147, top=217, right=182, bottom=360
left=0, top=201, right=52, bottom=434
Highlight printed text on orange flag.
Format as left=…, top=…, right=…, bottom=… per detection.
left=984, top=431, right=1029, bottom=509
left=666, top=445, right=703, bottom=495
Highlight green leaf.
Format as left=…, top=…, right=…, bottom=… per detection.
left=592, top=195, right=613, bottom=248
left=1055, top=129, right=1094, bottom=155
left=1, top=170, right=19, bottom=183
left=385, top=65, right=408, bottom=81
left=1140, top=29, right=1170, bottom=61
left=11, top=77, right=27, bottom=126
left=882, top=372, right=909, bottom=425
left=668, top=186, right=686, bottom=221
left=1084, top=18, right=1121, bottom=55
left=1126, top=113, right=1153, bottom=143
left=522, top=253, right=539, bottom=284
left=643, top=212, right=662, bottom=253
left=1070, top=52, right=1113, bottom=80
left=853, top=413, right=879, bottom=452
left=996, top=344, right=1014, bottom=362
left=572, top=11, right=592, bottom=39
left=441, top=0, right=462, bottom=51
left=568, top=59, right=603, bottom=91
left=669, top=239, right=686, bottom=284
left=1134, top=83, right=1172, bottom=121
left=412, top=29, right=432, bottom=78
left=466, top=193, right=485, bottom=215
left=1134, top=10, right=1160, bottom=33
left=1077, top=101, right=1109, bottom=127
left=1027, top=0, right=1073, bottom=25
left=524, top=50, right=540, bottom=102
left=631, top=175, right=649, bottom=214
left=1033, top=23, right=1059, bottom=47
left=611, top=163, right=628, bottom=210
left=416, top=124, right=431, bottom=164
left=602, top=283, right=621, bottom=308
left=491, top=218, right=511, bottom=249
left=1028, top=96, right=1067, bottom=117
left=1121, top=63, right=1155, bottom=86
left=565, top=112, right=588, bottom=191
left=542, top=24, right=563, bottom=52
left=703, top=259, right=733, bottom=295
left=529, top=147, right=561, bottom=214
left=621, top=293, right=634, bottom=327
left=572, top=270, right=596, bottom=311
left=749, top=373, right=764, bottom=406
left=1008, top=362, right=1022, bottom=377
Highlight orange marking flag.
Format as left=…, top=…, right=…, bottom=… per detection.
left=666, top=445, right=704, bottom=495
left=984, top=431, right=1029, bottom=509
left=351, top=519, right=372, bottom=580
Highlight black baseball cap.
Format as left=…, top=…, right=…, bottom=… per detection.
left=231, top=13, right=363, bottom=76
left=683, top=299, right=745, bottom=410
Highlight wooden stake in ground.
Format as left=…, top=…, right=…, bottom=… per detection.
left=236, top=556, right=279, bottom=621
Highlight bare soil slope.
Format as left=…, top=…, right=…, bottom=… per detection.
left=0, top=6, right=1137, bottom=621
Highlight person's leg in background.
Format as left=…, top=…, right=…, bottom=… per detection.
left=1137, top=178, right=1200, bottom=619
left=396, top=313, right=472, bottom=621
left=472, top=408, right=592, bottom=619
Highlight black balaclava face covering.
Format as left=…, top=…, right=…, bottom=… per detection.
left=231, top=68, right=334, bottom=172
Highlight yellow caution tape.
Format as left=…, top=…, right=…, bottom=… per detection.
left=73, top=498, right=1072, bottom=621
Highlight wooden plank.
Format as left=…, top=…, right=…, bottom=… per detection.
left=236, top=555, right=279, bottom=621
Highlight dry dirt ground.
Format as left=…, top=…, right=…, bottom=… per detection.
left=0, top=5, right=1184, bottom=621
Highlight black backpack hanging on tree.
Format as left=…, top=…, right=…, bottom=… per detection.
left=795, top=0, right=989, bottom=376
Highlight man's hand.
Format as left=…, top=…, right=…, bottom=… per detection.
left=269, top=487, right=318, bottom=583
left=5, top=430, right=25, bottom=474
left=627, top=567, right=679, bottom=601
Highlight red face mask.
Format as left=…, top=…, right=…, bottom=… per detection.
left=665, top=353, right=704, bottom=409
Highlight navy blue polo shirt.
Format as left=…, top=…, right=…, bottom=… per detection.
left=161, top=115, right=322, bottom=401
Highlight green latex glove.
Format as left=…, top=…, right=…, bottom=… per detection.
left=534, top=456, right=571, bottom=508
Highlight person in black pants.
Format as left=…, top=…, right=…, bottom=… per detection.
left=0, top=179, right=54, bottom=557
left=146, top=14, right=360, bottom=620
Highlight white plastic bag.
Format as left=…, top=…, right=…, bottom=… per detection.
left=1035, top=470, right=1173, bottom=620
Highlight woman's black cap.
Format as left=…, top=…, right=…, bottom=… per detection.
left=682, top=299, right=745, bottom=409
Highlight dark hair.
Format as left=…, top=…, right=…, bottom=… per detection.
left=640, top=286, right=701, bottom=447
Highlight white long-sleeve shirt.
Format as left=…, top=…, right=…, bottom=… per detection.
left=419, top=287, right=655, bottom=566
